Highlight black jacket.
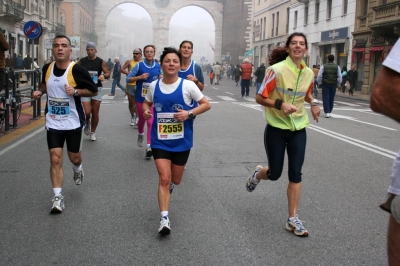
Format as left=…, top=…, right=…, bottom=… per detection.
left=254, top=65, right=266, bottom=83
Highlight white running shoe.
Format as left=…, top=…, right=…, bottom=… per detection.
left=159, top=216, right=171, bottom=234
left=137, top=135, right=144, bottom=147
left=130, top=116, right=136, bottom=126
left=73, top=170, right=84, bottom=185
left=90, top=133, right=96, bottom=141
left=50, top=194, right=65, bottom=214
left=285, top=215, right=309, bottom=237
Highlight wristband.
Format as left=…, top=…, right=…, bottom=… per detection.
left=274, top=99, right=284, bottom=110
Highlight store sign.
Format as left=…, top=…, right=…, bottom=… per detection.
left=321, top=27, right=348, bottom=42
left=353, top=37, right=367, bottom=47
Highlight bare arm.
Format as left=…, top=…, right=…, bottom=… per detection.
left=370, top=66, right=400, bottom=123
left=100, top=61, right=110, bottom=80
left=121, top=60, right=131, bottom=75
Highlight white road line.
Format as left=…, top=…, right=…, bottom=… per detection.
left=217, top=96, right=237, bottom=101
left=355, top=102, right=370, bottom=106
left=0, top=127, right=45, bottom=157
left=225, top=92, right=234, bottom=95
left=205, top=96, right=213, bottom=101
left=334, top=101, right=361, bottom=107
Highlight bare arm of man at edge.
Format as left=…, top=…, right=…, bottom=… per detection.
left=99, top=60, right=110, bottom=81
left=121, top=60, right=131, bottom=75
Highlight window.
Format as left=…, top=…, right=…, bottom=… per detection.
left=260, top=18, right=263, bottom=40
left=343, top=0, right=348, bottom=15
left=327, top=0, right=332, bottom=19
left=382, top=0, right=387, bottom=4
left=46, top=0, right=49, bottom=19
left=294, top=11, right=298, bottom=28
left=272, top=13, right=275, bottom=37
left=304, top=5, right=309, bottom=25
left=286, top=8, right=290, bottom=33
left=276, top=12, right=279, bottom=36
left=315, top=1, right=320, bottom=22
left=263, top=17, right=266, bottom=39
left=362, top=0, right=368, bottom=15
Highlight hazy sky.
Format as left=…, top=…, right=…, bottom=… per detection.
left=119, top=3, right=214, bottom=26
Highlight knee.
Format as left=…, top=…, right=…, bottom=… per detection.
left=267, top=169, right=281, bottom=181
left=50, top=154, right=62, bottom=167
left=159, top=174, right=171, bottom=187
left=288, top=172, right=302, bottom=183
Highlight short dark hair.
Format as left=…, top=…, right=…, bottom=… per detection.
left=53, top=35, right=71, bottom=47
left=285, top=32, right=308, bottom=49
left=160, top=47, right=182, bottom=64
left=143, top=44, right=156, bottom=52
left=179, top=40, right=193, bottom=49
left=328, top=54, right=334, bottom=62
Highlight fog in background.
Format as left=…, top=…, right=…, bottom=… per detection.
left=104, top=3, right=215, bottom=64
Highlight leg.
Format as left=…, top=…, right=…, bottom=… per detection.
left=155, top=159, right=172, bottom=212
left=82, top=100, right=91, bottom=125
left=117, top=80, right=126, bottom=93
left=136, top=102, right=145, bottom=134
left=90, top=99, right=101, bottom=133
left=110, top=79, right=117, bottom=95
left=388, top=215, right=400, bottom=265
left=146, top=106, right=154, bottom=145
left=245, top=80, right=250, bottom=96
left=241, top=80, right=245, bottom=97
left=49, top=148, right=64, bottom=188
left=127, top=85, right=137, bottom=117
left=329, top=85, right=336, bottom=113
left=321, top=85, right=329, bottom=114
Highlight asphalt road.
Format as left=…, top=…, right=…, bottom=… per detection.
left=0, top=77, right=396, bottom=265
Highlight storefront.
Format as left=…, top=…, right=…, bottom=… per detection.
left=352, top=37, right=367, bottom=92
left=318, top=27, right=349, bottom=67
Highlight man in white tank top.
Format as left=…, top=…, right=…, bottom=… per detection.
left=33, top=35, right=98, bottom=214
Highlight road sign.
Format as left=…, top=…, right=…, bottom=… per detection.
left=23, top=21, right=42, bottom=40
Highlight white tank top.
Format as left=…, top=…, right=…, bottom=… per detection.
left=45, top=62, right=81, bottom=130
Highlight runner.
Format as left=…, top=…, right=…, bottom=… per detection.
left=121, top=48, right=142, bottom=127
left=245, top=32, right=320, bottom=237
left=178, top=40, right=204, bottom=91
left=126, top=45, right=161, bottom=158
left=78, top=42, right=110, bottom=141
left=32, top=35, right=98, bottom=213
left=142, top=47, right=211, bottom=234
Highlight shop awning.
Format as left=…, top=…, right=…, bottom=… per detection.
left=369, top=46, right=385, bottom=62
left=352, top=48, right=365, bottom=63
left=244, top=49, right=253, bottom=56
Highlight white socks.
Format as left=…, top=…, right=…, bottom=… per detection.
left=161, top=211, right=169, bottom=218
left=72, top=163, right=82, bottom=173
left=53, top=188, right=62, bottom=196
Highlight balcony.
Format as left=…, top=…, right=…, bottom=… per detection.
left=55, top=23, right=65, bottom=35
left=370, top=1, right=400, bottom=34
left=0, top=0, right=25, bottom=21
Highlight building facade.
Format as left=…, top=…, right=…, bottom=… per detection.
left=352, top=0, right=400, bottom=94
left=251, top=0, right=292, bottom=68
left=0, top=0, right=65, bottom=66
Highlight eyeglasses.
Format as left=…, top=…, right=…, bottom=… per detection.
left=133, top=53, right=141, bottom=55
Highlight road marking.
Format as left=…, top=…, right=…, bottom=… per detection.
left=217, top=96, right=237, bottom=101
left=226, top=92, right=234, bottom=95
left=0, top=125, right=45, bottom=156
left=355, top=102, right=370, bottom=106
left=333, top=101, right=361, bottom=107
left=205, top=96, right=213, bottom=101
left=309, top=125, right=396, bottom=159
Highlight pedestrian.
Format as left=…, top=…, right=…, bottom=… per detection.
left=213, top=62, right=221, bottom=85
left=121, top=48, right=142, bottom=126
left=5, top=53, right=13, bottom=71
left=347, top=64, right=358, bottom=96
left=254, top=63, right=266, bottom=93
left=233, top=64, right=241, bottom=86
left=78, top=42, right=110, bottom=141
left=178, top=40, right=204, bottom=92
left=246, top=32, right=320, bottom=237
left=227, top=64, right=232, bottom=79
left=0, top=27, right=9, bottom=91
left=317, top=54, right=342, bottom=118
left=341, top=66, right=348, bottom=93
left=13, top=54, right=25, bottom=83
left=32, top=35, right=98, bottom=214
left=312, top=64, right=319, bottom=98
left=106, top=58, right=113, bottom=72
left=126, top=44, right=161, bottom=158
left=240, top=58, right=252, bottom=98
left=209, top=69, right=214, bottom=85
left=109, top=57, right=126, bottom=96
left=142, top=47, right=211, bottom=234
left=371, top=38, right=400, bottom=266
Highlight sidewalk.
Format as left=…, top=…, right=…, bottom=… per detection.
left=315, top=88, right=371, bottom=102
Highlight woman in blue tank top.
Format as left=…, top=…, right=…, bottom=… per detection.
left=142, top=47, right=211, bottom=235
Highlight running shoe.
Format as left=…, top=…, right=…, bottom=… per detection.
left=50, top=194, right=65, bottom=214
left=246, top=165, right=262, bottom=192
left=285, top=215, right=309, bottom=237
left=130, top=116, right=136, bottom=126
left=170, top=182, right=175, bottom=194
left=137, top=135, right=144, bottom=147
left=73, top=170, right=84, bottom=185
left=145, top=147, right=152, bottom=158
left=84, top=122, right=91, bottom=136
left=159, top=216, right=171, bottom=234
left=90, top=133, right=96, bottom=141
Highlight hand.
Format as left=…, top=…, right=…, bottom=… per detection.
left=98, top=74, right=105, bottom=81
left=173, top=109, right=189, bottom=121
left=281, top=102, right=297, bottom=115
left=143, top=109, right=152, bottom=120
left=141, top=73, right=149, bottom=80
left=186, top=74, right=196, bottom=82
left=32, top=90, right=43, bottom=100
left=64, top=84, right=74, bottom=95
left=311, top=105, right=320, bottom=122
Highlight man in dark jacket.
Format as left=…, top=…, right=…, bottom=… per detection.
left=240, top=58, right=252, bottom=98
left=13, top=54, right=25, bottom=83
left=24, top=53, right=33, bottom=81
left=254, top=63, right=266, bottom=93
left=233, top=64, right=241, bottom=86
left=109, top=57, right=126, bottom=96
left=317, top=54, right=342, bottom=118
left=347, top=64, right=358, bottom=96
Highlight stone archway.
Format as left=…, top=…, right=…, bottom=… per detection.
left=94, top=0, right=223, bottom=62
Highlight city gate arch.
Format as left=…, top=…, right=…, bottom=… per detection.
left=94, top=0, right=223, bottom=62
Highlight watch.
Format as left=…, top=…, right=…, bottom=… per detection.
left=312, top=99, right=319, bottom=104
left=188, top=111, right=194, bottom=120
left=74, top=89, right=79, bottom=96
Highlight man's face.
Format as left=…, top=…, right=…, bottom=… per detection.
left=86, top=48, right=96, bottom=58
left=133, top=51, right=142, bottom=62
left=52, top=37, right=71, bottom=61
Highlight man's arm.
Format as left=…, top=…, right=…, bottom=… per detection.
left=101, top=61, right=110, bottom=80
left=370, top=66, right=400, bottom=123
left=337, top=66, right=342, bottom=85
left=121, top=60, right=131, bottom=75
left=317, top=66, right=324, bottom=84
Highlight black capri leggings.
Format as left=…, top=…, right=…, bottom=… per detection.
left=264, top=124, right=307, bottom=183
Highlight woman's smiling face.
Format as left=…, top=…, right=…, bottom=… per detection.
left=286, top=35, right=308, bottom=61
